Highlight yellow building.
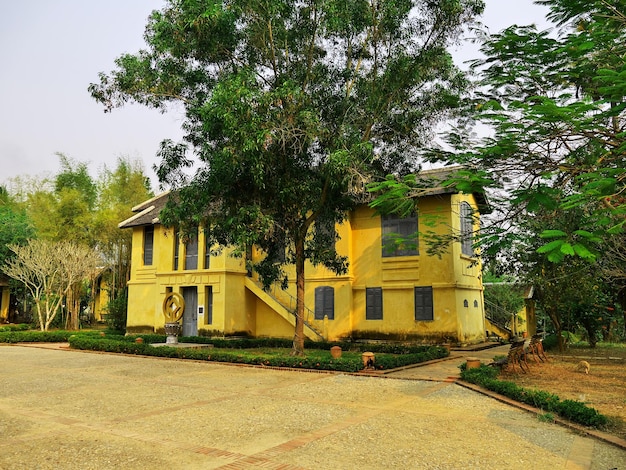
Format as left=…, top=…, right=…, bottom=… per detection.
left=0, top=275, right=10, bottom=323
left=119, top=169, right=490, bottom=344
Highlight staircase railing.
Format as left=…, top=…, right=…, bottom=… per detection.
left=483, top=298, right=513, bottom=333
left=249, top=278, right=325, bottom=341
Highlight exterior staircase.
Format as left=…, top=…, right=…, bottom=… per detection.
left=244, top=277, right=325, bottom=341
left=484, top=298, right=513, bottom=340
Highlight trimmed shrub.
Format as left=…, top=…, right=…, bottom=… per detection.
left=0, top=324, right=29, bottom=332
left=556, top=400, right=608, bottom=427
left=0, top=330, right=75, bottom=343
left=460, top=365, right=608, bottom=428
left=104, top=292, right=127, bottom=334
left=67, top=336, right=446, bottom=372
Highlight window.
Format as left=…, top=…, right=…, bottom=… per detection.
left=143, top=226, right=154, bottom=265
left=382, top=214, right=418, bottom=257
left=173, top=231, right=180, bottom=270
left=314, top=286, right=334, bottom=320
left=205, top=286, right=213, bottom=324
left=204, top=234, right=211, bottom=269
left=414, top=286, right=434, bottom=321
left=460, top=202, right=475, bottom=257
left=366, top=287, right=383, bottom=320
left=185, top=233, right=198, bottom=270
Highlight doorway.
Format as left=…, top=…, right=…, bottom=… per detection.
left=181, top=287, right=198, bottom=337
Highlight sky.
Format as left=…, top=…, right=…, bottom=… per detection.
left=0, top=0, right=551, bottom=190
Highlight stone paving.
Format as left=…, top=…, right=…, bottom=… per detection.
left=1, top=343, right=625, bottom=469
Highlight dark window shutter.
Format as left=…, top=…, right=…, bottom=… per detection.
left=366, top=287, right=383, bottom=320
left=204, top=234, right=211, bottom=269
left=414, top=286, right=434, bottom=321
left=143, top=226, right=154, bottom=265
left=315, top=286, right=334, bottom=320
left=173, top=231, right=180, bottom=270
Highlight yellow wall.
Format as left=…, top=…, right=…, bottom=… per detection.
left=0, top=286, right=9, bottom=322
left=125, top=193, right=486, bottom=344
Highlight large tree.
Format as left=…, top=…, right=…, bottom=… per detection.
left=94, top=157, right=153, bottom=300
left=2, top=240, right=101, bottom=331
left=90, top=0, right=484, bottom=354
left=0, top=187, right=34, bottom=268
left=427, top=0, right=626, bottom=260
left=366, top=1, right=626, bottom=345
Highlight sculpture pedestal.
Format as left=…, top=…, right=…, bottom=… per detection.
left=164, top=322, right=181, bottom=345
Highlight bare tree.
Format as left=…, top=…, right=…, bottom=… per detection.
left=2, top=240, right=101, bottom=331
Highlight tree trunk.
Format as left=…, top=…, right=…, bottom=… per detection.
left=36, top=302, right=45, bottom=331
left=65, top=284, right=81, bottom=330
left=546, top=306, right=564, bottom=352
left=292, top=236, right=306, bottom=356
left=581, top=318, right=597, bottom=348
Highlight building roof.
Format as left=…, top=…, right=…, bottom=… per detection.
left=406, top=166, right=491, bottom=213
left=118, top=191, right=170, bottom=229
left=118, top=167, right=490, bottom=228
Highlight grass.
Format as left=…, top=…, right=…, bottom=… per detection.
left=503, top=341, right=626, bottom=439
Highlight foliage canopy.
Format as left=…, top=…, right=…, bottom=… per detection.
left=90, top=0, right=485, bottom=353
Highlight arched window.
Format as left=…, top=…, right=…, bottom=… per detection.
left=460, top=202, right=474, bottom=257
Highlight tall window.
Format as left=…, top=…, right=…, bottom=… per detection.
left=414, top=286, right=434, bottom=321
left=204, top=234, right=211, bottom=269
left=314, top=286, right=334, bottom=320
left=366, top=287, right=383, bottom=320
left=460, top=202, right=475, bottom=257
left=173, top=231, right=180, bottom=270
left=382, top=214, right=418, bottom=257
left=185, top=233, right=198, bottom=270
left=205, top=286, right=213, bottom=324
left=143, top=226, right=154, bottom=265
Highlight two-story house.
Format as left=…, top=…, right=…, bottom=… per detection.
left=119, top=168, right=490, bottom=344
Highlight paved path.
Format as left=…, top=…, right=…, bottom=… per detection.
left=1, top=344, right=625, bottom=469
left=384, top=343, right=513, bottom=382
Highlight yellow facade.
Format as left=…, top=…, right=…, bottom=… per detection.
left=0, top=283, right=9, bottom=322
left=121, top=188, right=487, bottom=344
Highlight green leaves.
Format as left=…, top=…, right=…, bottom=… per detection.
left=434, top=0, right=626, bottom=267
left=537, top=229, right=599, bottom=262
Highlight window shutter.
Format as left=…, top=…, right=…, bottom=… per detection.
left=414, top=286, right=434, bottom=321
left=315, top=286, right=334, bottom=320
left=143, top=226, right=154, bottom=265
left=366, top=287, right=383, bottom=320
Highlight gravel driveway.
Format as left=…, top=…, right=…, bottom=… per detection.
left=1, top=345, right=624, bottom=469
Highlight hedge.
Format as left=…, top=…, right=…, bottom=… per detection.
left=460, top=365, right=608, bottom=428
left=66, top=336, right=448, bottom=372
left=0, top=330, right=76, bottom=343
left=120, top=334, right=450, bottom=356
left=1, top=329, right=448, bottom=373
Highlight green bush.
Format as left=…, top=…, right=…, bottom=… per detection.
left=67, top=336, right=446, bottom=372
left=67, top=336, right=365, bottom=371
left=121, top=335, right=449, bottom=359
left=460, top=365, right=608, bottom=428
left=0, top=324, right=29, bottom=332
left=104, top=292, right=127, bottom=334
left=556, top=399, right=608, bottom=427
left=0, top=330, right=75, bottom=343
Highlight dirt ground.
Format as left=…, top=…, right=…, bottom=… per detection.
left=502, top=346, right=626, bottom=440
